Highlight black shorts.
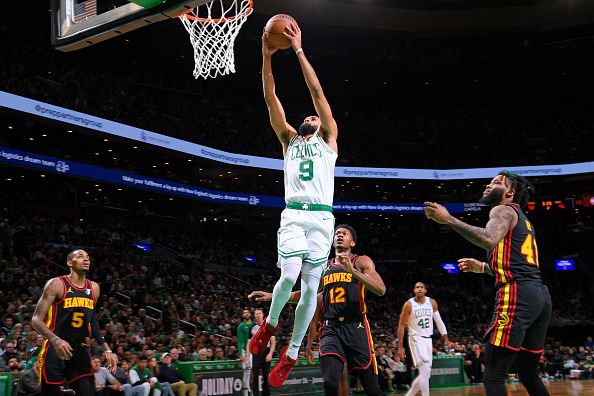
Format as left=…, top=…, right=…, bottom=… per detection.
left=485, top=280, right=552, bottom=352
left=37, top=339, right=93, bottom=385
left=319, top=316, right=376, bottom=372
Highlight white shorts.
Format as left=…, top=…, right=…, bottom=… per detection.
left=408, top=334, right=433, bottom=368
left=277, top=208, right=334, bottom=267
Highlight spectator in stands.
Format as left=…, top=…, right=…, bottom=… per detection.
left=14, top=358, right=42, bottom=396
left=464, top=344, right=484, bottom=384
left=2, top=342, right=18, bottom=365
left=376, top=346, right=395, bottom=392
left=580, top=355, right=593, bottom=379
left=197, top=349, right=209, bottom=361
left=93, top=356, right=126, bottom=396
left=158, top=352, right=198, bottom=396
left=110, top=355, right=150, bottom=396
left=148, top=357, right=175, bottom=396
left=213, top=347, right=227, bottom=361
left=169, top=348, right=182, bottom=366
left=130, top=355, right=161, bottom=396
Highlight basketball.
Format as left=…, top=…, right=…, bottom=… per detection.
left=264, top=14, right=296, bottom=50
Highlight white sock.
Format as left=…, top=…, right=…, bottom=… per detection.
left=407, top=364, right=431, bottom=396
left=268, top=257, right=301, bottom=327
left=286, top=263, right=323, bottom=360
left=418, top=364, right=431, bottom=396
left=406, top=373, right=421, bottom=396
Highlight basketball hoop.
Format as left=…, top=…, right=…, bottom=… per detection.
left=179, top=0, right=253, bottom=79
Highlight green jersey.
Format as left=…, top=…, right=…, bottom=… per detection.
left=237, top=320, right=254, bottom=355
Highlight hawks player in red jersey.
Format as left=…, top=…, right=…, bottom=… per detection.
left=31, top=249, right=116, bottom=395
left=425, top=171, right=551, bottom=396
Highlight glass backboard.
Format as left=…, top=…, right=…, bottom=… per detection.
left=51, top=0, right=209, bottom=51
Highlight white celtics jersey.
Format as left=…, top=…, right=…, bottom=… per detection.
left=284, top=131, right=337, bottom=206
left=408, top=297, right=434, bottom=337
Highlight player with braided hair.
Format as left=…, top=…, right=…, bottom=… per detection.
left=424, top=171, right=551, bottom=396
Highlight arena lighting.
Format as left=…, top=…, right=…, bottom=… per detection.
left=441, top=263, right=459, bottom=274
left=132, top=243, right=151, bottom=252
left=554, top=259, right=575, bottom=271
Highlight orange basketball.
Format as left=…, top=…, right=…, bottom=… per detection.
left=264, top=14, right=296, bottom=50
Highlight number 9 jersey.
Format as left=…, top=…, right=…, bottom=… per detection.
left=284, top=132, right=337, bottom=206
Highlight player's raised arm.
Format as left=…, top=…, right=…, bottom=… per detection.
left=262, top=31, right=297, bottom=154
left=284, top=22, right=338, bottom=149
left=424, top=202, right=517, bottom=250
left=336, top=254, right=386, bottom=296
left=32, top=278, right=73, bottom=360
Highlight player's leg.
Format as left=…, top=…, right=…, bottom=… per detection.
left=40, top=383, right=63, bottom=396
left=356, top=365, right=383, bottom=396
left=285, top=212, right=332, bottom=359
left=66, top=346, right=95, bottom=396
left=242, top=353, right=252, bottom=396
left=339, top=365, right=350, bottom=396
left=269, top=213, right=308, bottom=328
left=39, top=340, right=66, bottom=396
left=406, top=336, right=432, bottom=396
left=251, top=214, right=307, bottom=355
left=286, top=261, right=324, bottom=359
left=516, top=351, right=550, bottom=396
left=251, top=354, right=262, bottom=396
left=321, top=355, right=346, bottom=396
left=69, top=375, right=95, bottom=395
left=517, top=283, right=552, bottom=396
left=483, top=342, right=518, bottom=396
left=261, top=359, right=272, bottom=396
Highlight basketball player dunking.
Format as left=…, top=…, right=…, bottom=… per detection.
left=425, top=171, right=552, bottom=396
left=249, top=21, right=338, bottom=388
left=250, top=225, right=386, bottom=396
left=31, top=249, right=116, bottom=395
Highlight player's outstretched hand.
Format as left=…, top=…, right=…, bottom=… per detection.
left=248, top=291, right=272, bottom=301
left=306, top=346, right=315, bottom=364
left=261, top=29, right=277, bottom=57
left=51, top=336, right=73, bottom=360
left=457, top=258, right=484, bottom=273
left=397, top=347, right=406, bottom=360
left=283, top=21, right=302, bottom=52
left=424, top=201, right=451, bottom=224
left=336, top=253, right=355, bottom=274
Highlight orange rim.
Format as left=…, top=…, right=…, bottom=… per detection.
left=178, top=0, right=253, bottom=23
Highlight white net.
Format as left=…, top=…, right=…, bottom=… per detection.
left=180, top=0, right=252, bottom=79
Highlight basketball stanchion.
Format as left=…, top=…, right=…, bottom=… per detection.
left=179, top=0, right=253, bottom=79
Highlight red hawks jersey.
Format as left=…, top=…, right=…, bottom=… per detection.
left=45, top=276, right=95, bottom=343
left=486, top=203, right=543, bottom=288
left=321, top=255, right=368, bottom=321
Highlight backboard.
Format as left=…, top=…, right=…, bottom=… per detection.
left=51, top=0, right=209, bottom=51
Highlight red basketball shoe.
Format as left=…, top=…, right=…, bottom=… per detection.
left=269, top=346, right=298, bottom=388
left=249, top=318, right=276, bottom=355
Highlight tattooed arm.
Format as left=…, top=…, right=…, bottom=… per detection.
left=424, top=203, right=517, bottom=250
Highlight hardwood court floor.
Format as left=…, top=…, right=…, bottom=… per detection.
left=423, top=379, right=594, bottom=395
